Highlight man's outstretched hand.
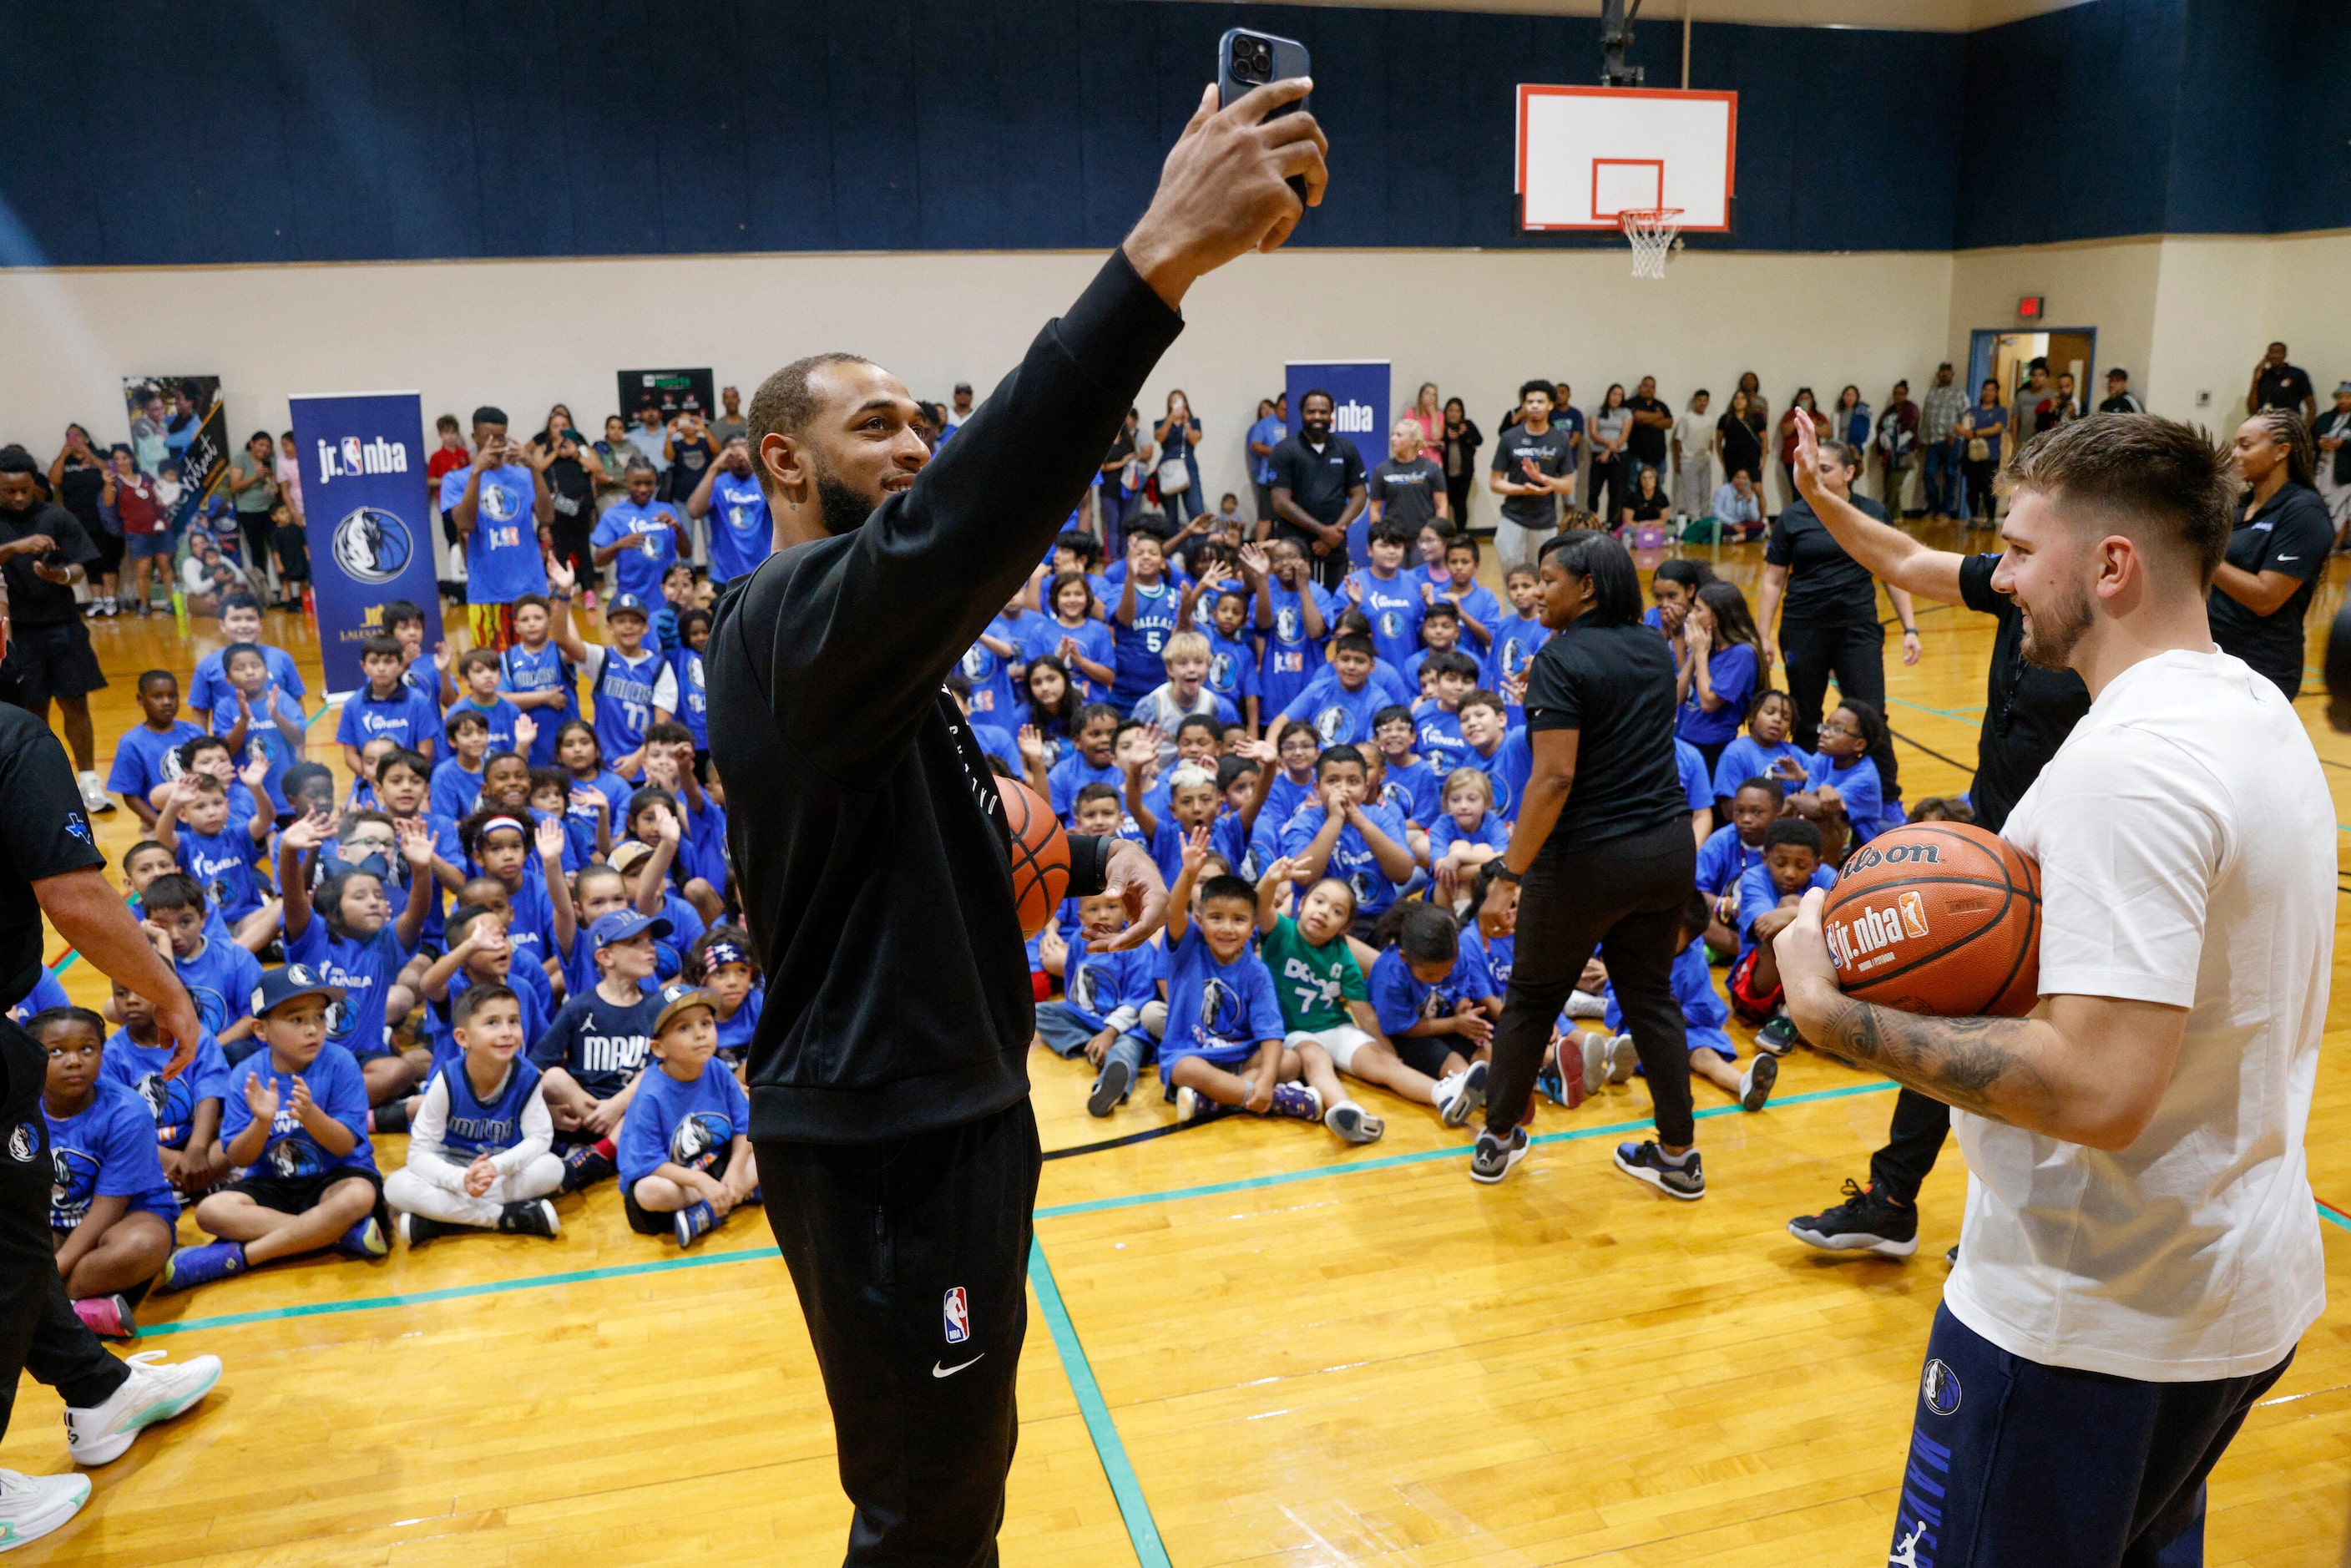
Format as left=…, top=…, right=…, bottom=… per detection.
left=1123, top=78, right=1327, bottom=310
left=1090, top=838, right=1171, bottom=953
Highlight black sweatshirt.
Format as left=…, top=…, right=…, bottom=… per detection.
left=708, top=250, right=1184, bottom=1144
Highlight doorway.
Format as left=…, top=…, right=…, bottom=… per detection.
left=1967, top=326, right=2099, bottom=423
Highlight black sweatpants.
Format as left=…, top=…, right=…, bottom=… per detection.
left=1488, top=817, right=1696, bottom=1146
left=757, top=1096, right=1042, bottom=1567
left=0, top=1017, right=127, bottom=1442
left=1778, top=615, right=1901, bottom=802
left=1870, top=1087, right=1952, bottom=1207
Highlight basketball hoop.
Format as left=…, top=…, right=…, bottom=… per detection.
left=1621, top=208, right=1682, bottom=279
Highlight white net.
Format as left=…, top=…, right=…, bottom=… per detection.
left=1620, top=207, right=1683, bottom=279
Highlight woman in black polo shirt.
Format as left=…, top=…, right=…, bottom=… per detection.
left=1472, top=533, right=1704, bottom=1195
left=2211, top=412, right=2332, bottom=700
left=1756, top=437, right=1921, bottom=807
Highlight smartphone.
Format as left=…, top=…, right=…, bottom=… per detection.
left=1218, top=28, right=1312, bottom=201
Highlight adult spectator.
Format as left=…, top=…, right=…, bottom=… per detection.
left=48, top=427, right=119, bottom=620
left=1776, top=388, right=1820, bottom=503
left=2010, top=357, right=2061, bottom=444
left=1955, top=380, right=2005, bottom=527
left=2314, top=382, right=2351, bottom=537
left=2249, top=341, right=2316, bottom=419
left=1153, top=390, right=1203, bottom=524
left=624, top=402, right=671, bottom=478
left=1757, top=433, right=1920, bottom=805
left=1716, top=389, right=1764, bottom=498
left=0, top=448, right=112, bottom=812
left=1401, top=382, right=1443, bottom=453
left=1625, top=375, right=1671, bottom=485
left=943, top=382, right=974, bottom=438
left=1918, top=362, right=1966, bottom=520
left=687, top=437, right=772, bottom=586
left=1587, top=384, right=1631, bottom=524
left=1736, top=371, right=1769, bottom=433
left=1873, top=380, right=1919, bottom=515
left=1098, top=407, right=1142, bottom=548
left=1438, top=397, right=1482, bottom=527
left=1488, top=381, right=1577, bottom=574
left=109, top=445, right=167, bottom=617
left=709, top=385, right=747, bottom=448
left=1367, top=421, right=1448, bottom=544
left=1264, top=388, right=1366, bottom=590
left=2209, top=412, right=2330, bottom=699
left=444, top=406, right=553, bottom=652
left=1620, top=465, right=1671, bottom=534
left=2096, top=367, right=2145, bottom=415
left=1246, top=393, right=1287, bottom=527
left=225, top=432, right=279, bottom=596
left=1709, top=468, right=1762, bottom=542
left=533, top=415, right=599, bottom=592
left=1671, top=391, right=1714, bottom=521
left=2052, top=372, right=2083, bottom=425
left=1831, top=385, right=1872, bottom=453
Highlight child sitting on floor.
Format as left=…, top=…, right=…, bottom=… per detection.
left=101, top=976, right=230, bottom=1195
left=386, top=983, right=562, bottom=1246
left=1033, top=890, right=1158, bottom=1119
left=1587, top=891, right=1776, bottom=1114
left=690, top=927, right=764, bottom=1068
left=1727, top=818, right=1838, bottom=1057
left=617, top=980, right=757, bottom=1249
left=34, top=1008, right=179, bottom=1338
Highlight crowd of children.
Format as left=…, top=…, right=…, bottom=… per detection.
left=34, top=517, right=1914, bottom=1330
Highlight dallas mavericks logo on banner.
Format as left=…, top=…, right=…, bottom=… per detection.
left=290, top=392, right=437, bottom=697
left=1285, top=361, right=1389, bottom=568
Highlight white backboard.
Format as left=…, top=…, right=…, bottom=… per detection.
left=1516, top=87, right=1737, bottom=233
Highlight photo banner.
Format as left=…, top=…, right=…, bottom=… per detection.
left=1285, top=360, right=1389, bottom=566
left=616, top=367, right=715, bottom=422
left=289, top=392, right=437, bottom=699
left=123, top=376, right=228, bottom=530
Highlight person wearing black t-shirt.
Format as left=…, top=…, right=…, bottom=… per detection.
left=534, top=420, right=599, bottom=589
left=2209, top=411, right=2333, bottom=699
left=1756, top=434, right=1922, bottom=804
left=1470, top=532, right=1703, bottom=1193
left=706, top=82, right=1323, bottom=1565
left=2247, top=341, right=2316, bottom=421
left=1266, top=390, right=1368, bottom=589
left=1771, top=411, right=2091, bottom=1259
left=0, top=448, right=112, bottom=817
left=1625, top=375, right=1672, bottom=480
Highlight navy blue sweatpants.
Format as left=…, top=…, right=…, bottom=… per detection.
left=1892, top=1303, right=2293, bottom=1567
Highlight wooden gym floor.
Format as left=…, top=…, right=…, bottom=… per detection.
left=4, top=523, right=2347, bottom=1566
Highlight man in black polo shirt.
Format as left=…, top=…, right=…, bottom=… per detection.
left=2248, top=341, right=2316, bottom=420
left=2097, top=367, right=2145, bottom=415
left=1265, top=388, right=1367, bottom=590
left=708, top=79, right=1323, bottom=1565
left=0, top=448, right=111, bottom=816
left=1625, top=374, right=1672, bottom=483
left=1774, top=409, right=2091, bottom=1260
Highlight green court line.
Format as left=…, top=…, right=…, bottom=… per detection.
left=1033, top=1079, right=1901, bottom=1221
left=1029, top=1240, right=1170, bottom=1568
left=1885, top=695, right=1984, bottom=722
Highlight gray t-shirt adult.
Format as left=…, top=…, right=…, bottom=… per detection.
left=1489, top=422, right=1575, bottom=529
left=1368, top=457, right=1444, bottom=529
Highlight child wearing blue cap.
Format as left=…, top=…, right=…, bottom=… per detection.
left=530, top=907, right=669, bottom=1191
left=159, top=964, right=387, bottom=1293
left=616, top=979, right=756, bottom=1248
left=547, top=559, right=675, bottom=781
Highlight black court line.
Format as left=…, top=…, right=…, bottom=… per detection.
left=1042, top=1118, right=1219, bottom=1161
left=1887, top=727, right=1976, bottom=773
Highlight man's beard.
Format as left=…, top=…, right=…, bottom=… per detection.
left=807, top=449, right=884, bottom=536
left=2019, top=579, right=2094, bottom=670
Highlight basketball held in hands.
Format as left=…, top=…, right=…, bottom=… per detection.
left=998, top=778, right=1070, bottom=938
left=1822, top=823, right=2041, bottom=1018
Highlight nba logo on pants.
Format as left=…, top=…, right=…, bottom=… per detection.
left=943, top=1287, right=971, bottom=1345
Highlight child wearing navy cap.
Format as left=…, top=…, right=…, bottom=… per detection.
left=386, top=983, right=562, bottom=1245
left=531, top=908, right=669, bottom=1191
left=616, top=980, right=756, bottom=1248
left=159, top=965, right=387, bottom=1293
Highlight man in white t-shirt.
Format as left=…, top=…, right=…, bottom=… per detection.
left=1776, top=412, right=2329, bottom=1568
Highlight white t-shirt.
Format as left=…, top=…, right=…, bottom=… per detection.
left=1947, top=648, right=2331, bottom=1381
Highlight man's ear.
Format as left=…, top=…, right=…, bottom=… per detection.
left=758, top=432, right=808, bottom=496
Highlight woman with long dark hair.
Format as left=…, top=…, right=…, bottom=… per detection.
left=1675, top=579, right=1764, bottom=776
left=1471, top=531, right=1705, bottom=1196
left=1439, top=397, right=1483, bottom=525
left=1716, top=388, right=1764, bottom=493
left=2210, top=410, right=2331, bottom=699
left=1955, top=379, right=2005, bottom=525
left=1588, top=383, right=1631, bottom=524
left=1777, top=387, right=1819, bottom=503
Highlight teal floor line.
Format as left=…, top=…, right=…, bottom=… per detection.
left=1887, top=695, right=1986, bottom=721
left=1034, top=1078, right=1901, bottom=1221
left=1028, top=1239, right=1170, bottom=1568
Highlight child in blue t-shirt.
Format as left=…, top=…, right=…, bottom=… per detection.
left=499, top=594, right=579, bottom=766
left=417, top=905, right=554, bottom=1082
left=1431, top=534, right=1504, bottom=658
left=431, top=709, right=494, bottom=822
left=279, top=811, right=434, bottom=1108
left=162, top=966, right=388, bottom=1292
left=213, top=642, right=307, bottom=817
left=690, top=926, right=764, bottom=1068
left=1152, top=833, right=1346, bottom=1131
left=1366, top=902, right=1499, bottom=1084
left=1698, top=778, right=1785, bottom=953
left=1342, top=521, right=1426, bottom=673
left=1278, top=745, right=1415, bottom=935
left=153, top=771, right=274, bottom=940
left=447, top=649, right=523, bottom=756
left=1726, top=819, right=1838, bottom=1056
left=185, top=594, right=306, bottom=728
left=1488, top=566, right=1550, bottom=722
left=1045, top=706, right=1124, bottom=826
left=1598, top=891, right=1776, bottom=1114
left=33, top=1008, right=178, bottom=1335
left=1125, top=752, right=1224, bottom=887
left=1024, top=571, right=1116, bottom=702
left=1197, top=583, right=1261, bottom=733
left=1272, top=633, right=1388, bottom=751
left=1248, top=539, right=1335, bottom=720
left=1709, top=689, right=1807, bottom=809
left=547, top=560, right=674, bottom=781
left=552, top=719, right=630, bottom=849
left=141, top=878, right=265, bottom=1060
left=1797, top=699, right=1887, bottom=846
left=1110, top=526, right=1186, bottom=711
left=616, top=981, right=756, bottom=1248
left=1034, top=889, right=1159, bottom=1116
left=1410, top=650, right=1482, bottom=770
left=384, top=982, right=563, bottom=1244
left=666, top=610, right=711, bottom=757
left=109, top=670, right=205, bottom=828
left=337, top=635, right=442, bottom=772
left=1368, top=706, right=1440, bottom=831
left=589, top=463, right=683, bottom=608
left=1429, top=767, right=1509, bottom=907
left=102, top=977, right=231, bottom=1193
left=443, top=421, right=552, bottom=613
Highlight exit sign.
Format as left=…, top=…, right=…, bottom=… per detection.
left=2018, top=295, right=2045, bottom=320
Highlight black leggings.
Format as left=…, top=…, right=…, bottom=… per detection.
left=1869, top=1087, right=1951, bottom=1206
left=1489, top=816, right=1696, bottom=1146
left=1964, top=457, right=1999, bottom=521
left=1778, top=615, right=1901, bottom=801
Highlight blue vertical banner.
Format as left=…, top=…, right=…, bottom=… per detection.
left=1286, top=361, right=1389, bottom=567
left=289, top=392, right=437, bottom=698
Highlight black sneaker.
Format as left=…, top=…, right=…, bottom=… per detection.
left=1737, top=1053, right=1777, bottom=1111
left=1614, top=1141, right=1705, bottom=1200
left=498, top=1199, right=560, bottom=1237
left=1787, top=1179, right=1919, bottom=1257
left=1753, top=1014, right=1802, bottom=1057
left=1944, top=1243, right=1958, bottom=1266
left=1469, top=1125, right=1529, bottom=1184
left=397, top=1212, right=454, bottom=1248
left=559, top=1145, right=615, bottom=1193
left=1087, top=1059, right=1132, bottom=1119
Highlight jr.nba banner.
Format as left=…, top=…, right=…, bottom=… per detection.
left=290, top=392, right=437, bottom=698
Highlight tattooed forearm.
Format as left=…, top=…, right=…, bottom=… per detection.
left=1817, top=997, right=2055, bottom=1128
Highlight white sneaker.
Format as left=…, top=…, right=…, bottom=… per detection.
left=0, top=1469, right=91, bottom=1550
left=1564, top=989, right=1607, bottom=1019
left=1580, top=1032, right=1614, bottom=1098
left=63, top=1350, right=223, bottom=1465
left=1606, top=1033, right=1639, bottom=1085
left=74, top=772, right=114, bottom=815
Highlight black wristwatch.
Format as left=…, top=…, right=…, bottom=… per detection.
left=1491, top=864, right=1522, bottom=883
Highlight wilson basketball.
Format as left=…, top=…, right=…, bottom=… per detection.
left=1821, top=822, right=2041, bottom=1018
left=999, top=778, right=1070, bottom=938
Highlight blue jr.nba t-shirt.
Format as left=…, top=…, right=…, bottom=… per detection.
left=101, top=1025, right=230, bottom=1148
left=1155, top=923, right=1287, bottom=1079
left=220, top=1043, right=377, bottom=1177
left=441, top=463, right=547, bottom=604
left=1346, top=569, right=1424, bottom=672
left=703, top=469, right=772, bottom=584
left=45, top=1081, right=180, bottom=1229
left=592, top=498, right=682, bottom=607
